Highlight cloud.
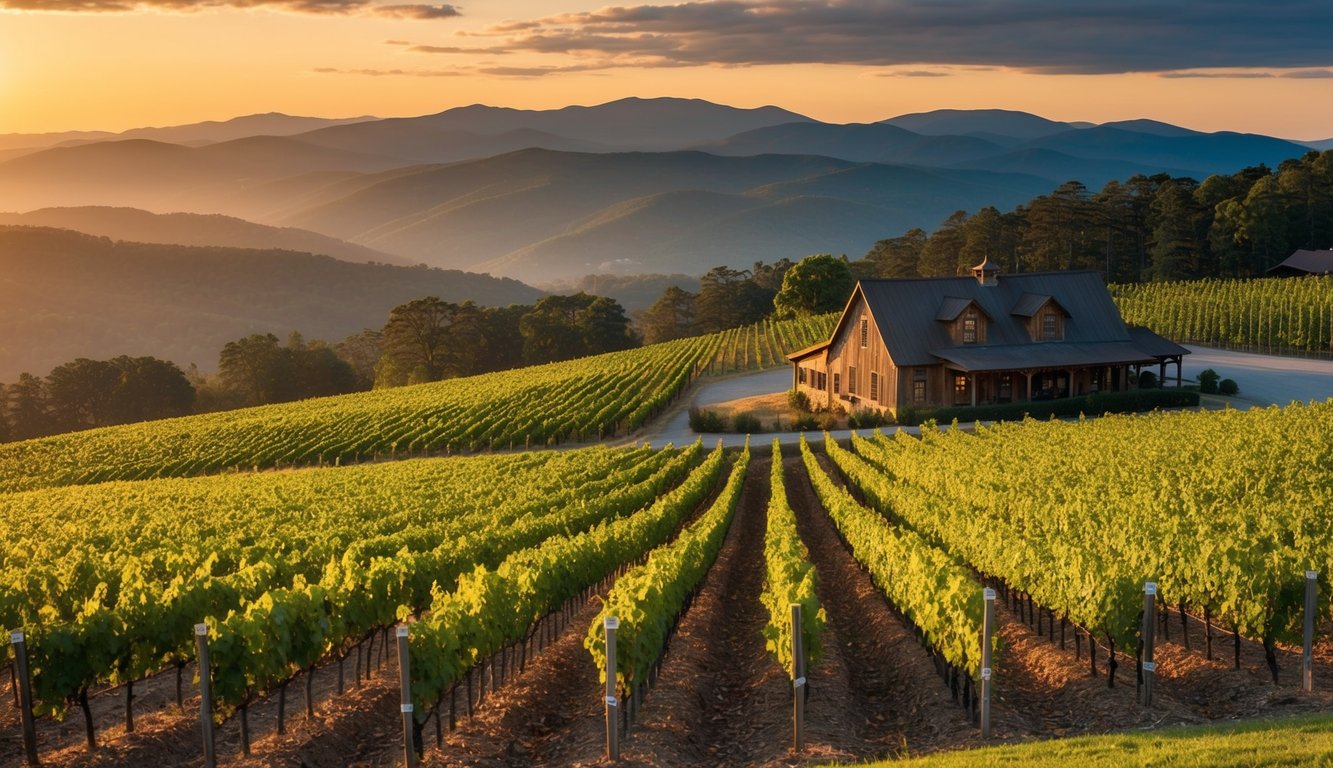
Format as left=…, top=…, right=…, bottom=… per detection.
left=409, top=44, right=512, bottom=55
left=314, top=66, right=465, bottom=76
left=467, top=0, right=1333, bottom=75
left=0, top=0, right=461, bottom=19
left=1280, top=69, right=1333, bottom=79
left=873, top=70, right=952, bottom=78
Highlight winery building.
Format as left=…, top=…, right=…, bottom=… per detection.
left=787, top=260, right=1188, bottom=415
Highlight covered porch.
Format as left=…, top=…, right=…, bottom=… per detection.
left=941, top=365, right=1134, bottom=408
left=932, top=341, right=1159, bottom=408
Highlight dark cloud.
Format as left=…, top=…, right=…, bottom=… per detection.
left=470, top=0, right=1333, bottom=75
left=0, top=0, right=460, bottom=19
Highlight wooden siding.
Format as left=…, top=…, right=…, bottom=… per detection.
left=824, top=294, right=899, bottom=413
left=947, top=306, right=989, bottom=346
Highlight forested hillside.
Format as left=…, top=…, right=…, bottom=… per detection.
left=0, top=227, right=541, bottom=379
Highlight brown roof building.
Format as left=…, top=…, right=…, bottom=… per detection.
left=788, top=260, right=1188, bottom=414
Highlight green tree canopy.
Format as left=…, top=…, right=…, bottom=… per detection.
left=773, top=254, right=856, bottom=319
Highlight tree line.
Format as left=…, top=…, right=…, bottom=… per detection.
left=0, top=292, right=636, bottom=442
left=853, top=150, right=1333, bottom=282
left=637, top=256, right=854, bottom=344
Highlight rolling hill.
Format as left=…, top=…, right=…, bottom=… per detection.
left=0, top=226, right=541, bottom=379
left=0, top=206, right=409, bottom=265
left=276, top=149, right=1051, bottom=280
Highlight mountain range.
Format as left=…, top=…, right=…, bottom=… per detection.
left=0, top=97, right=1325, bottom=284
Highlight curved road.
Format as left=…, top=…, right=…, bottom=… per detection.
left=638, top=345, right=1333, bottom=447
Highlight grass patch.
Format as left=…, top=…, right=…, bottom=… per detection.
left=849, top=713, right=1333, bottom=767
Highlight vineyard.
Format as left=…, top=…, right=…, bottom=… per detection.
left=2, top=351, right=1333, bottom=765
left=1111, top=274, right=1333, bottom=356
left=0, top=313, right=833, bottom=495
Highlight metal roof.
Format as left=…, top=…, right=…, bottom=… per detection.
left=1126, top=325, right=1190, bottom=358
left=932, top=342, right=1158, bottom=373
left=1010, top=292, right=1056, bottom=317
left=859, top=271, right=1135, bottom=367
left=1266, top=249, right=1333, bottom=276
left=787, top=339, right=831, bottom=362
left=935, top=296, right=977, bottom=322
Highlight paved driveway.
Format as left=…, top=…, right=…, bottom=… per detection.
left=1181, top=346, right=1333, bottom=406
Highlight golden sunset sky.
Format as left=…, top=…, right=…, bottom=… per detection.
left=1, top=0, right=1330, bottom=138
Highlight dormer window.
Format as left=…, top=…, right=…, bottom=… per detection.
left=962, top=311, right=978, bottom=344
left=1041, top=312, right=1059, bottom=340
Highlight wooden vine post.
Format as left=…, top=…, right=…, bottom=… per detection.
left=604, top=616, right=620, bottom=761
left=194, top=623, right=216, bottom=768
left=791, top=603, right=807, bottom=752
left=980, top=588, right=995, bottom=739
left=396, top=627, right=418, bottom=768
left=1141, top=582, right=1157, bottom=707
left=1304, top=570, right=1318, bottom=693
left=11, top=631, right=39, bottom=766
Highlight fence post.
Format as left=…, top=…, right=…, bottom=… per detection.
left=981, top=588, right=994, bottom=738
left=791, top=603, right=806, bottom=752
left=397, top=627, right=417, bottom=768
left=11, top=632, right=38, bottom=766
left=1142, top=582, right=1157, bottom=707
left=1304, top=570, right=1318, bottom=693
left=194, top=623, right=216, bottom=768
left=604, top=616, right=620, bottom=762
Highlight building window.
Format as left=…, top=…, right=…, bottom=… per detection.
left=848, top=366, right=856, bottom=395
left=870, top=371, right=879, bottom=402
left=833, top=372, right=841, bottom=395
left=962, top=311, right=978, bottom=344
left=798, top=367, right=807, bottom=385
left=860, top=318, right=868, bottom=348
left=954, top=374, right=969, bottom=404
left=1041, top=312, right=1058, bottom=340
left=913, top=370, right=927, bottom=404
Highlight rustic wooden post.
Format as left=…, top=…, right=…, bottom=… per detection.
left=194, top=624, right=216, bottom=768
left=396, top=627, right=418, bottom=768
left=981, top=588, right=995, bottom=738
left=1141, top=582, right=1156, bottom=707
left=604, top=616, right=620, bottom=761
left=1304, top=570, right=1318, bottom=693
left=11, top=632, right=39, bottom=766
left=791, top=603, right=806, bottom=752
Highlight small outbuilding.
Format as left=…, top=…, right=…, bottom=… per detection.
left=1265, top=249, right=1333, bottom=277
left=787, top=260, right=1188, bottom=415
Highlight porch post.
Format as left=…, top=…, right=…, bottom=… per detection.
left=970, top=373, right=977, bottom=408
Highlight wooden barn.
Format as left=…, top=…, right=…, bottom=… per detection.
left=787, top=259, right=1188, bottom=415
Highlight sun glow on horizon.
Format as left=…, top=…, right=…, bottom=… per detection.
left=0, top=2, right=1328, bottom=140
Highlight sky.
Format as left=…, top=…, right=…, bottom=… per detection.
left=1, top=0, right=1331, bottom=139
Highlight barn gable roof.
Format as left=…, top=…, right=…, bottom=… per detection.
left=857, top=271, right=1144, bottom=367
